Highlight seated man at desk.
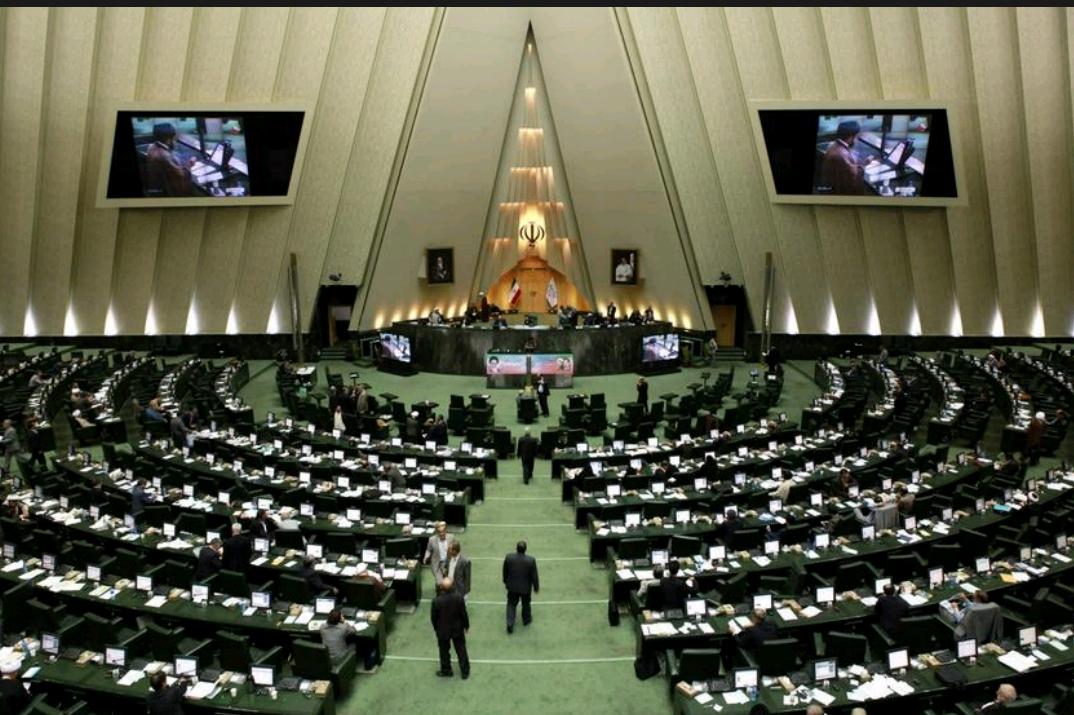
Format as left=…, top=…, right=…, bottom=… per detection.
left=145, top=122, right=196, bottom=197
left=976, top=683, right=1018, bottom=712
left=657, top=561, right=693, bottom=612
left=941, top=589, right=1002, bottom=643
left=320, top=609, right=361, bottom=663
left=301, top=556, right=339, bottom=596
left=729, top=608, right=776, bottom=652
left=637, top=565, right=664, bottom=603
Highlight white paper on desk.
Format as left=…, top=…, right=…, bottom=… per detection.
left=777, top=607, right=798, bottom=621
left=805, top=550, right=820, bottom=560
left=353, top=621, right=369, bottom=632
left=243, top=607, right=258, bottom=617
left=900, top=593, right=928, bottom=607
left=1, top=561, right=24, bottom=573
left=20, top=569, right=44, bottom=581
left=861, top=596, right=878, bottom=607
left=284, top=615, right=297, bottom=625
left=185, top=681, right=217, bottom=700
left=695, top=692, right=714, bottom=704
left=723, top=690, right=750, bottom=705
left=811, top=689, right=836, bottom=706
left=1052, top=553, right=1072, bottom=563
left=117, top=670, right=145, bottom=687
left=961, top=582, right=981, bottom=594
left=596, top=528, right=610, bottom=536
left=616, top=569, right=634, bottom=580
left=698, top=622, right=715, bottom=635
left=891, top=680, right=915, bottom=696
left=1050, top=639, right=1069, bottom=652
left=634, top=570, right=654, bottom=581
left=800, top=606, right=822, bottom=619
left=145, top=595, right=168, bottom=608
left=841, top=546, right=858, bottom=555
left=295, top=612, right=314, bottom=625
left=752, top=556, right=772, bottom=567
left=251, top=556, right=268, bottom=567
left=734, top=616, right=753, bottom=628
left=998, top=651, right=1038, bottom=673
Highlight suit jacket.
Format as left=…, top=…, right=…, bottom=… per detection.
left=431, top=590, right=469, bottom=638
left=536, top=381, right=550, bottom=397
left=146, top=682, right=187, bottom=715
left=875, top=593, right=909, bottom=635
left=657, top=576, right=691, bottom=612
left=424, top=534, right=457, bottom=578
left=131, top=486, right=152, bottom=515
left=0, top=678, right=30, bottom=715
left=735, top=620, right=777, bottom=652
left=194, top=546, right=222, bottom=581
left=222, top=534, right=252, bottom=572
left=250, top=519, right=274, bottom=540
left=517, top=435, right=538, bottom=464
left=503, top=552, right=539, bottom=595
left=820, top=139, right=865, bottom=195
left=448, top=554, right=471, bottom=597
left=956, top=602, right=1003, bottom=644
left=300, top=564, right=329, bottom=594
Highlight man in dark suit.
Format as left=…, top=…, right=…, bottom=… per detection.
left=446, top=541, right=471, bottom=599
left=431, top=577, right=470, bottom=679
left=222, top=523, right=251, bottom=573
left=0, top=659, right=30, bottom=714
left=636, top=377, right=649, bottom=408
left=194, top=539, right=223, bottom=581
left=716, top=509, right=741, bottom=544
left=535, top=376, right=550, bottom=417
left=146, top=670, right=189, bottom=715
left=977, top=683, right=1018, bottom=711
left=657, top=559, right=692, bottom=612
left=503, top=540, right=539, bottom=633
left=517, top=428, right=538, bottom=485
left=131, top=479, right=154, bottom=515
left=875, top=583, right=909, bottom=636
left=250, top=510, right=276, bottom=540
left=733, top=608, right=776, bottom=652
left=301, top=556, right=339, bottom=596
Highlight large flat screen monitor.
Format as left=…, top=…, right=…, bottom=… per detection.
left=751, top=101, right=963, bottom=207
left=379, top=333, right=411, bottom=364
left=99, top=104, right=312, bottom=208
left=641, top=334, right=680, bottom=364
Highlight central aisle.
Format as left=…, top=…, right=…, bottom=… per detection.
left=343, top=455, right=667, bottom=714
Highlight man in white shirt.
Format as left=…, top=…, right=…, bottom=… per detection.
left=424, top=522, right=456, bottom=579
left=614, top=254, right=634, bottom=283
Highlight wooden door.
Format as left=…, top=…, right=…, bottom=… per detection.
left=711, top=304, right=736, bottom=347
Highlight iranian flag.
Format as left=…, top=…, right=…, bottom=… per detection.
left=508, top=277, right=522, bottom=306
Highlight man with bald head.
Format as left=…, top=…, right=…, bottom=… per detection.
left=806, top=705, right=825, bottom=715
left=431, top=577, right=470, bottom=679
left=977, top=683, right=1018, bottom=711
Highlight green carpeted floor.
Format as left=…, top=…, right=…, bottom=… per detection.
left=237, top=360, right=819, bottom=715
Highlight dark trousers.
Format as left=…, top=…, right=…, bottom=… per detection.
left=506, top=591, right=531, bottom=627
left=538, top=394, right=549, bottom=416
left=522, top=459, right=534, bottom=484
left=437, top=633, right=469, bottom=675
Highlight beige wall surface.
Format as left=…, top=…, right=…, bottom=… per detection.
left=1, top=7, right=1071, bottom=337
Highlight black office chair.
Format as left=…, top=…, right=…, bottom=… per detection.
left=217, top=630, right=285, bottom=672
left=175, top=512, right=207, bottom=537
left=617, top=538, right=649, bottom=561
left=277, top=573, right=314, bottom=604
left=833, top=561, right=879, bottom=593
left=212, top=569, right=250, bottom=598
left=292, top=638, right=357, bottom=695
left=666, top=648, right=721, bottom=695
left=274, top=530, right=306, bottom=551
left=818, top=631, right=868, bottom=666
left=670, top=535, right=702, bottom=558
left=323, top=532, right=357, bottom=556
left=895, top=615, right=949, bottom=655
left=886, top=552, right=925, bottom=583
left=384, top=538, right=418, bottom=560
left=718, top=572, right=749, bottom=606
left=742, top=637, right=799, bottom=677
left=928, top=543, right=963, bottom=572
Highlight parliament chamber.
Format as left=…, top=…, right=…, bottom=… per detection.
left=2, top=6, right=1074, bottom=715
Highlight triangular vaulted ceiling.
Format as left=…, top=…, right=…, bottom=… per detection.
left=353, top=6, right=714, bottom=331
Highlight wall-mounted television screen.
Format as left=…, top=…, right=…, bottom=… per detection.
left=99, top=104, right=311, bottom=208
left=642, top=334, right=679, bottom=364
left=380, top=333, right=411, bottom=364
left=751, top=102, right=962, bottom=207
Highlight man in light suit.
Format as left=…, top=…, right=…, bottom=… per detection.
left=423, top=522, right=456, bottom=580
left=503, top=540, right=539, bottom=633
left=445, top=541, right=471, bottom=599
left=517, top=428, right=538, bottom=485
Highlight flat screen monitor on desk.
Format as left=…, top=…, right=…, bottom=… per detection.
left=315, top=598, right=335, bottom=615
left=251, top=665, right=275, bottom=688
left=105, top=647, right=126, bottom=668
left=813, top=658, right=837, bottom=683
left=252, top=591, right=271, bottom=610
left=752, top=594, right=773, bottom=611
left=1019, top=626, right=1037, bottom=648
left=733, top=668, right=759, bottom=690
left=887, top=647, right=909, bottom=672
left=957, top=638, right=977, bottom=660
left=174, top=656, right=198, bottom=678
left=651, top=549, right=668, bottom=566
left=686, top=599, right=706, bottom=618
left=42, top=633, right=59, bottom=656
left=816, top=586, right=834, bottom=606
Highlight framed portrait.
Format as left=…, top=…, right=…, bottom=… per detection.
left=426, top=248, right=454, bottom=285
left=611, top=249, right=638, bottom=285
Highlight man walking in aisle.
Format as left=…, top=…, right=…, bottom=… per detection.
left=503, top=540, right=539, bottom=633
left=517, top=428, right=538, bottom=485
left=431, top=578, right=470, bottom=679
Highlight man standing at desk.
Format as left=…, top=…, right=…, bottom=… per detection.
left=819, top=119, right=866, bottom=195
left=517, top=428, right=538, bottom=485
left=536, top=375, right=550, bottom=417
left=503, top=540, right=539, bottom=633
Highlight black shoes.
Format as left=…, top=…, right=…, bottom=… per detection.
left=436, top=670, right=453, bottom=677
left=461, top=671, right=470, bottom=680
left=506, top=624, right=514, bottom=634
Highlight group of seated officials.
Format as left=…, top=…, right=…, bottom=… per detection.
left=425, top=300, right=661, bottom=328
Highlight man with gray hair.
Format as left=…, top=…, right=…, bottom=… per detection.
left=977, top=683, right=1018, bottom=711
